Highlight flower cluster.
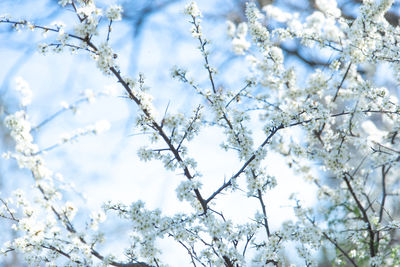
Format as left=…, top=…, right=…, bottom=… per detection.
left=92, top=42, right=116, bottom=75
left=226, top=21, right=251, bottom=55
left=105, top=5, right=123, bottom=21
left=1, top=85, right=107, bottom=266
left=14, top=77, right=32, bottom=107
left=184, top=1, right=202, bottom=18
left=73, top=3, right=102, bottom=39
left=2, top=0, right=400, bottom=266
left=59, top=119, right=110, bottom=144
left=4, top=111, right=38, bottom=157
left=176, top=179, right=202, bottom=201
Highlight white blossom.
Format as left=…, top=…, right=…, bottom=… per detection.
left=231, top=37, right=251, bottom=55
left=94, top=42, right=115, bottom=74
left=14, top=77, right=32, bottom=107
left=2, top=0, right=400, bottom=266
left=59, top=120, right=110, bottom=144
left=58, top=0, right=72, bottom=7
left=184, top=1, right=202, bottom=18
left=83, top=88, right=96, bottom=103
left=94, top=120, right=111, bottom=134
left=105, top=5, right=123, bottom=21
left=263, top=5, right=293, bottom=22
left=316, top=0, right=341, bottom=18
left=226, top=20, right=236, bottom=38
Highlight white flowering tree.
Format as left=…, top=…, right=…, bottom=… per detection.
left=1, top=0, right=400, bottom=266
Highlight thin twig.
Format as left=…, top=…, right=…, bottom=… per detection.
left=333, top=62, right=352, bottom=102
left=206, top=126, right=281, bottom=204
